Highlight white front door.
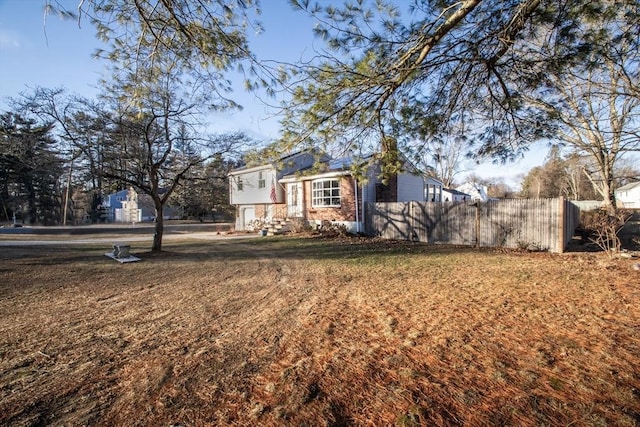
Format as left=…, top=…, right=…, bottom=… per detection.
left=287, top=183, right=303, bottom=218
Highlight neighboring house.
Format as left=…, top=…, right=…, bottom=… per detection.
left=442, top=187, right=471, bottom=202
left=425, top=177, right=444, bottom=202
left=616, top=181, right=640, bottom=208
left=228, top=151, right=323, bottom=230
left=229, top=152, right=430, bottom=233
left=103, top=187, right=142, bottom=223
left=456, top=182, right=489, bottom=202
left=102, top=188, right=180, bottom=222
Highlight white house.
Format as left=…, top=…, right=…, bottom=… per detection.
left=616, top=181, right=640, bottom=208
left=102, top=188, right=141, bottom=222
left=115, top=187, right=142, bottom=223
left=442, top=187, right=471, bottom=202
left=279, top=155, right=427, bottom=234
left=456, top=182, right=489, bottom=201
left=102, top=188, right=180, bottom=222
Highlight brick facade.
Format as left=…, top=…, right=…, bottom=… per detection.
left=304, top=176, right=359, bottom=223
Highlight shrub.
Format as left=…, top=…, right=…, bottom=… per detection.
left=579, top=209, right=632, bottom=256
left=317, top=220, right=349, bottom=238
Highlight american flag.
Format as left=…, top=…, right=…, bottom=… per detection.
left=270, top=178, right=278, bottom=203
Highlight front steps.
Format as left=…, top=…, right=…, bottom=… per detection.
left=265, top=218, right=291, bottom=236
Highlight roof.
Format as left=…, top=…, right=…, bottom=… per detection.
left=443, top=188, right=470, bottom=196
left=228, top=150, right=325, bottom=175
left=456, top=182, right=489, bottom=201
left=615, top=181, right=640, bottom=192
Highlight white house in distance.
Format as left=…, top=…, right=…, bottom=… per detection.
left=102, top=188, right=180, bottom=222
left=228, top=152, right=440, bottom=233
left=616, top=181, right=640, bottom=208
left=442, top=187, right=471, bottom=202
left=102, top=188, right=142, bottom=223
left=456, top=181, right=489, bottom=201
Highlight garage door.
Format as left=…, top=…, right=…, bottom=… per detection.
left=241, top=207, right=255, bottom=231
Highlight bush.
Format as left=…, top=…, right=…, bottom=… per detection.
left=317, top=220, right=349, bottom=238
left=288, top=218, right=313, bottom=234
left=579, top=209, right=632, bottom=256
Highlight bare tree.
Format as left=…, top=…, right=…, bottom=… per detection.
left=100, top=62, right=248, bottom=251
left=518, top=3, right=640, bottom=211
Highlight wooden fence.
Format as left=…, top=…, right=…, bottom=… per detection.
left=365, top=198, right=580, bottom=253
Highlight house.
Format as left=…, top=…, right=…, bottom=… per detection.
left=425, top=177, right=445, bottom=202
left=456, top=181, right=489, bottom=201
left=616, top=181, right=640, bottom=208
left=102, top=188, right=141, bottom=223
left=442, top=187, right=471, bottom=202
left=228, top=151, right=323, bottom=230
left=229, top=152, right=431, bottom=233
left=102, top=188, right=181, bottom=222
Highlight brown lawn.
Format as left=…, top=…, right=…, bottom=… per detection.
left=0, top=236, right=639, bottom=426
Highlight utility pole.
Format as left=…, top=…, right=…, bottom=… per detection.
left=62, top=156, right=74, bottom=226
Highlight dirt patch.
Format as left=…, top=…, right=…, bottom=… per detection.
left=1, top=237, right=639, bottom=426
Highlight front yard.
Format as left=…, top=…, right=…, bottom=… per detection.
left=1, top=237, right=639, bottom=425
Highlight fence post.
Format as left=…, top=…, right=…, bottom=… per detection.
left=410, top=201, right=415, bottom=241
left=557, top=197, right=565, bottom=253
left=475, top=202, right=480, bottom=248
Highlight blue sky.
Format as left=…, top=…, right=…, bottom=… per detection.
left=0, top=0, right=545, bottom=187
left=0, top=0, right=104, bottom=98
left=0, top=0, right=318, bottom=139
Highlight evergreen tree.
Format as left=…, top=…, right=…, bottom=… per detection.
left=0, top=112, right=63, bottom=224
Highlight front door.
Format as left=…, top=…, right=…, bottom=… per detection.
left=287, top=183, right=303, bottom=218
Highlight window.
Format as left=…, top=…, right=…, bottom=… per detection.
left=312, top=179, right=341, bottom=207
left=237, top=177, right=243, bottom=191
left=258, top=171, right=266, bottom=189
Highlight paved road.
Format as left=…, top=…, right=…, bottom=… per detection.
left=0, top=231, right=258, bottom=246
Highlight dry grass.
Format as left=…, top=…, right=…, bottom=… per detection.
left=1, top=236, right=639, bottom=426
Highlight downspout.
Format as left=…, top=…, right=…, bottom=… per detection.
left=354, top=178, right=360, bottom=234
left=361, top=179, right=366, bottom=235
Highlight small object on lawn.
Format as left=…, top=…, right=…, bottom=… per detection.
left=105, top=242, right=141, bottom=263
left=112, top=242, right=130, bottom=258
left=633, top=263, right=640, bottom=271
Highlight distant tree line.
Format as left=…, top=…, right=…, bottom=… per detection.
left=0, top=89, right=245, bottom=230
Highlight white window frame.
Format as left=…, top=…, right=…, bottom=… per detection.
left=237, top=177, right=244, bottom=191
left=258, top=171, right=266, bottom=189
left=312, top=179, right=341, bottom=208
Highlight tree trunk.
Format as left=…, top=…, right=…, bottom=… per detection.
left=604, top=180, right=617, bottom=214
left=380, top=136, right=399, bottom=202
left=152, top=201, right=164, bottom=252
left=25, top=180, right=37, bottom=225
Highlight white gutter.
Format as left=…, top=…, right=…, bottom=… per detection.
left=280, top=170, right=349, bottom=183
left=228, top=164, right=273, bottom=176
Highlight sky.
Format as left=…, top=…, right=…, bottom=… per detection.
left=0, top=0, right=548, bottom=188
